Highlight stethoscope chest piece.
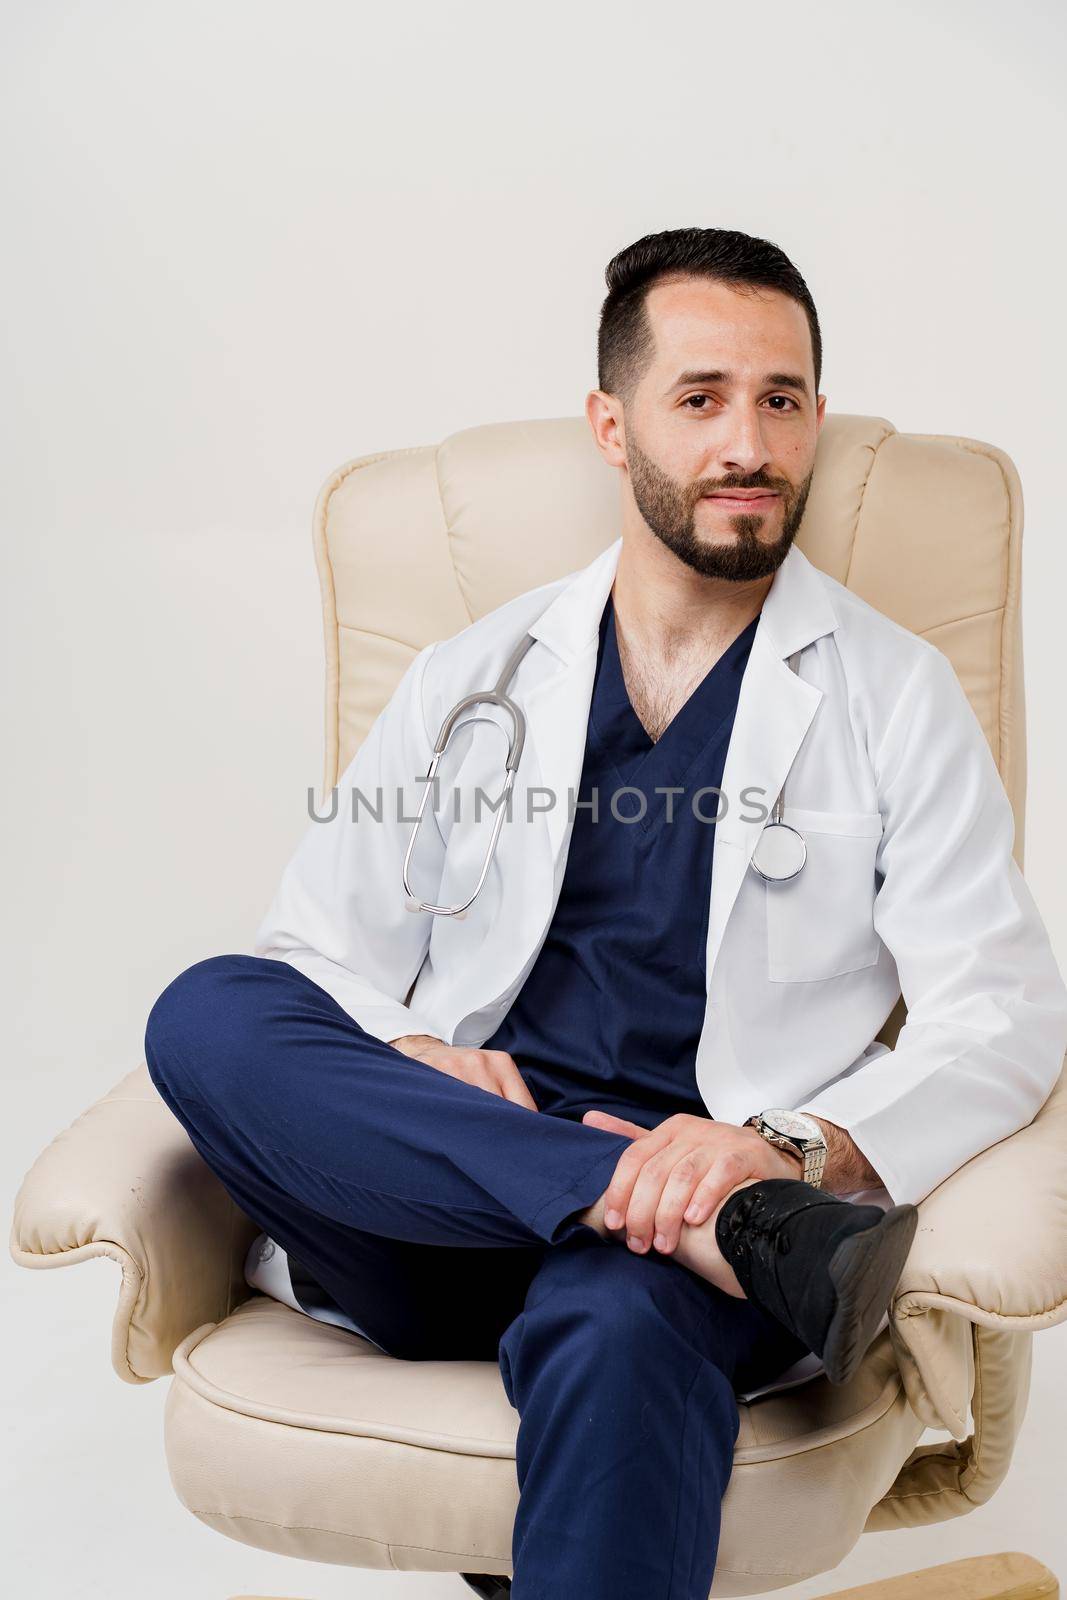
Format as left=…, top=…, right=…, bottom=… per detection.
left=750, top=820, right=807, bottom=883
left=748, top=645, right=809, bottom=885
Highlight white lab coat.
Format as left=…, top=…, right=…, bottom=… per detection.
left=249, top=537, right=1067, bottom=1392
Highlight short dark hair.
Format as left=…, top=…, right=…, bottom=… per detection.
left=597, top=227, right=822, bottom=406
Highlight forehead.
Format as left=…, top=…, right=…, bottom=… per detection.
left=642, top=276, right=813, bottom=382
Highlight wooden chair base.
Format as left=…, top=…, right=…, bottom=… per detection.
left=228, top=1548, right=1059, bottom=1600
left=811, top=1552, right=1057, bottom=1600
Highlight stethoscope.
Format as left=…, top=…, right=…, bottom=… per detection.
left=748, top=647, right=807, bottom=884
left=402, top=634, right=806, bottom=916
left=402, top=630, right=538, bottom=917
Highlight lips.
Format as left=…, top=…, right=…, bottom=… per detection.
left=704, top=491, right=780, bottom=508
left=705, top=489, right=779, bottom=500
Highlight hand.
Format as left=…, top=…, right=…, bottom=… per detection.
left=580, top=1109, right=802, bottom=1254
left=389, top=1034, right=540, bottom=1112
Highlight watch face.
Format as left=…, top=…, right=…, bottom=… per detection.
left=764, top=1109, right=818, bottom=1140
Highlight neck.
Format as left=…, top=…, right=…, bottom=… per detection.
left=611, top=528, right=775, bottom=666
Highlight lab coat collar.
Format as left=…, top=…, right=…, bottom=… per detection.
left=526, top=535, right=840, bottom=666
left=514, top=533, right=843, bottom=989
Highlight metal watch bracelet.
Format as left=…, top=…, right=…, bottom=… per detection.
left=744, top=1112, right=827, bottom=1189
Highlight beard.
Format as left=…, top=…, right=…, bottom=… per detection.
left=625, top=425, right=815, bottom=582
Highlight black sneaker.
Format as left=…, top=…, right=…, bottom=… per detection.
left=714, top=1178, right=918, bottom=1385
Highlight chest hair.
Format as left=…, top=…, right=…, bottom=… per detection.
left=615, top=628, right=731, bottom=743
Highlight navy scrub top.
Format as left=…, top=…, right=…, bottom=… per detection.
left=480, top=592, right=760, bottom=1131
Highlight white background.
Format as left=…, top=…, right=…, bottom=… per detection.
left=3, top=1, right=1065, bottom=1595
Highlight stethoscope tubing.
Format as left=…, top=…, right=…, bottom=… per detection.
left=403, top=632, right=807, bottom=913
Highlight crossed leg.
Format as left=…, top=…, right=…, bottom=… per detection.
left=144, top=953, right=808, bottom=1597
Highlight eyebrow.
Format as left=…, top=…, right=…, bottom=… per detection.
left=666, top=369, right=811, bottom=399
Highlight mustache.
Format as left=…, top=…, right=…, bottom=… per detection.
left=696, top=473, right=791, bottom=496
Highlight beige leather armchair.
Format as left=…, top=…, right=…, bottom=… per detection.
left=11, top=415, right=1067, bottom=1598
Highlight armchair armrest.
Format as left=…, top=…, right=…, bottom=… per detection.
left=886, top=1050, right=1067, bottom=1439
left=10, top=1063, right=259, bottom=1383
left=860, top=1055, right=1067, bottom=1530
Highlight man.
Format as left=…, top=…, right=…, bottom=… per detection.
left=145, top=227, right=1067, bottom=1600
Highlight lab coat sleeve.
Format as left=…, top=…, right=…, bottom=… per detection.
left=252, top=641, right=447, bottom=1046
left=796, top=643, right=1067, bottom=1208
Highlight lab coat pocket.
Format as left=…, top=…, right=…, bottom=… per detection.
left=764, top=808, right=883, bottom=983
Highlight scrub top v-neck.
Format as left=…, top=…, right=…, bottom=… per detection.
left=479, top=592, right=761, bottom=1130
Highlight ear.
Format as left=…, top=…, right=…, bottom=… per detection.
left=585, top=389, right=628, bottom=470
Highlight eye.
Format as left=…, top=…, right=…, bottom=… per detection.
left=682, top=393, right=714, bottom=411
left=765, top=395, right=800, bottom=411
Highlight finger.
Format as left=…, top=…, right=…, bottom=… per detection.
left=651, top=1153, right=714, bottom=1253
left=582, top=1109, right=648, bottom=1140
left=680, top=1148, right=754, bottom=1228
left=599, top=1129, right=667, bottom=1233
left=485, top=1052, right=540, bottom=1112
left=622, top=1144, right=687, bottom=1250
left=496, top=1069, right=540, bottom=1112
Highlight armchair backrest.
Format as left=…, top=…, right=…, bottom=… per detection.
left=312, top=413, right=1026, bottom=873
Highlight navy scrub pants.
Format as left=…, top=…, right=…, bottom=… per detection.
left=144, top=953, right=809, bottom=1600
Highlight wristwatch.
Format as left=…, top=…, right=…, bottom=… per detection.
left=743, top=1108, right=828, bottom=1189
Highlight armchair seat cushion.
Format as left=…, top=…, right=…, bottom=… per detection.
left=165, top=1296, right=923, bottom=1592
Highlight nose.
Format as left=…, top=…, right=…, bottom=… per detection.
left=716, top=405, right=772, bottom=477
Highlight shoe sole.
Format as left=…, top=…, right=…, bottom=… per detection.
left=822, top=1204, right=918, bottom=1385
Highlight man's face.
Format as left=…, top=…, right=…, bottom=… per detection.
left=603, top=277, right=825, bottom=582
